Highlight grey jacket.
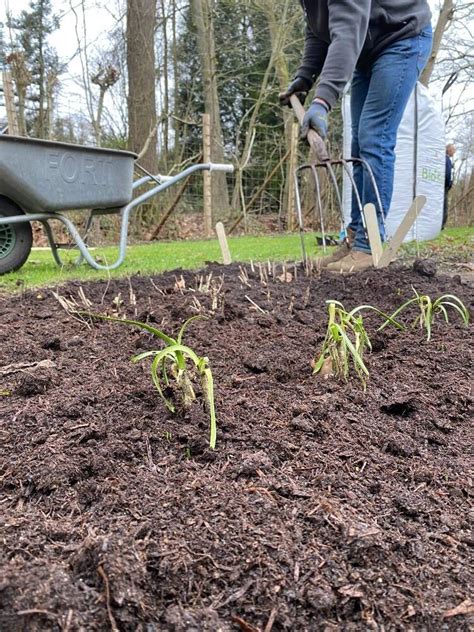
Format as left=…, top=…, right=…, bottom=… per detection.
left=296, top=0, right=431, bottom=108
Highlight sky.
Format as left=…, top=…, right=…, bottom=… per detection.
left=0, top=0, right=123, bottom=122
left=1, top=1, right=116, bottom=60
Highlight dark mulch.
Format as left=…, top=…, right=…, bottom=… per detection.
left=0, top=262, right=473, bottom=631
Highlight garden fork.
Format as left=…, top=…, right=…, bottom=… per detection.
left=289, top=94, right=426, bottom=267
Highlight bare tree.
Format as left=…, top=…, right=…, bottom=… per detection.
left=420, top=0, right=455, bottom=87
left=127, top=0, right=158, bottom=172
left=191, top=0, right=230, bottom=212
left=90, top=64, right=120, bottom=145
left=5, top=51, right=31, bottom=135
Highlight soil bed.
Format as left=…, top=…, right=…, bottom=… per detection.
left=0, top=262, right=473, bottom=631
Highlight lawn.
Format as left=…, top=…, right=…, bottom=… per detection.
left=0, top=226, right=472, bottom=292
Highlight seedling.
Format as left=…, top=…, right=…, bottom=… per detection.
left=314, top=301, right=404, bottom=388
left=380, top=289, right=470, bottom=341
left=313, top=301, right=371, bottom=387
left=85, top=313, right=217, bottom=449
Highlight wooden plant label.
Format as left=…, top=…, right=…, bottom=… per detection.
left=215, top=222, right=232, bottom=265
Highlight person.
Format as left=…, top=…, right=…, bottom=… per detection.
left=280, top=0, right=433, bottom=272
left=443, top=144, right=455, bottom=229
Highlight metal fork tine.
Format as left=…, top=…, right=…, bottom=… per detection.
left=294, top=155, right=387, bottom=263
left=348, top=158, right=386, bottom=235
left=324, top=161, right=348, bottom=246
left=294, top=167, right=307, bottom=263
left=309, top=164, right=327, bottom=250
left=340, top=158, right=365, bottom=232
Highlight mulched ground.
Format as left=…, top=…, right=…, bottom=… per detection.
left=0, top=260, right=473, bottom=631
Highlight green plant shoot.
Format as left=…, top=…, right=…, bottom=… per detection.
left=314, top=301, right=371, bottom=387
left=314, top=301, right=404, bottom=388
left=84, top=313, right=217, bottom=449
left=379, top=288, right=470, bottom=341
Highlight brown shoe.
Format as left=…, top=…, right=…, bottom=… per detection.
left=326, top=250, right=373, bottom=273
left=316, top=229, right=355, bottom=268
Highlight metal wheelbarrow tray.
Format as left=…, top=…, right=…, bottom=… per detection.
left=0, top=135, right=233, bottom=274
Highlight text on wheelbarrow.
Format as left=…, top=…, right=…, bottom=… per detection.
left=46, top=152, right=114, bottom=186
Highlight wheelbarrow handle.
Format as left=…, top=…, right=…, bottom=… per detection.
left=289, top=94, right=329, bottom=162
left=206, top=163, right=235, bottom=173
left=134, top=162, right=234, bottom=189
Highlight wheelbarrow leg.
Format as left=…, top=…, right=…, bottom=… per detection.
left=74, top=210, right=98, bottom=266
left=40, top=219, right=65, bottom=267
left=40, top=215, right=93, bottom=268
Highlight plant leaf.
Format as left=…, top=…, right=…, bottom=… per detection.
left=201, top=366, right=217, bottom=449
left=313, top=352, right=328, bottom=374
left=177, top=315, right=207, bottom=344
left=151, top=353, right=175, bottom=412
left=436, top=300, right=470, bottom=326
left=378, top=298, right=417, bottom=331
left=83, top=313, right=177, bottom=346
left=334, top=323, right=369, bottom=377
left=131, top=350, right=159, bottom=362
left=350, top=305, right=405, bottom=330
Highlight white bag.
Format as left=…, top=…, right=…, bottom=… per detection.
left=342, top=82, right=445, bottom=242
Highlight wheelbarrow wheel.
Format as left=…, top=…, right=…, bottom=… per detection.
left=0, top=197, right=33, bottom=275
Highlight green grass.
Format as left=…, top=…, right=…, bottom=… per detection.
left=400, top=226, right=473, bottom=261
left=0, top=232, right=321, bottom=291
left=1, top=226, right=472, bottom=292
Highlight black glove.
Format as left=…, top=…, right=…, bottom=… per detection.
left=301, top=99, right=329, bottom=140
left=279, top=76, right=312, bottom=107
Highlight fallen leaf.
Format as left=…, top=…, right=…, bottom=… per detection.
left=318, top=357, right=333, bottom=377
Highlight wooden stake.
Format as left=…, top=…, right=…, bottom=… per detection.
left=286, top=122, right=299, bottom=230
left=2, top=72, right=19, bottom=136
left=215, top=221, right=232, bottom=264
left=377, top=195, right=426, bottom=268
left=362, top=203, right=383, bottom=266
left=202, top=112, right=212, bottom=238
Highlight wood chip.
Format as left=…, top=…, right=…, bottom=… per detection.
left=442, top=599, right=474, bottom=618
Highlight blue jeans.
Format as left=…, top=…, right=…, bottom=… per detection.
left=349, top=26, right=433, bottom=253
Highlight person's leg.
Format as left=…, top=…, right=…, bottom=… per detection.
left=348, top=70, right=370, bottom=236
left=316, top=72, right=370, bottom=267
left=442, top=188, right=448, bottom=229
left=351, top=26, right=433, bottom=254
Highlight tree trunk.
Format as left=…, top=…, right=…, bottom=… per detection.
left=127, top=0, right=158, bottom=172
left=171, top=1, right=180, bottom=161
left=159, top=0, right=169, bottom=167
left=262, top=0, right=298, bottom=226
left=191, top=0, right=229, bottom=213
left=420, top=0, right=454, bottom=86
left=36, top=0, right=46, bottom=138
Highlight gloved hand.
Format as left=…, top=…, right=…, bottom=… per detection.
left=279, top=76, right=312, bottom=107
left=300, top=99, right=329, bottom=140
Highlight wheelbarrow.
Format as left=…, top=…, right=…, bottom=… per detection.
left=0, top=135, right=234, bottom=275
